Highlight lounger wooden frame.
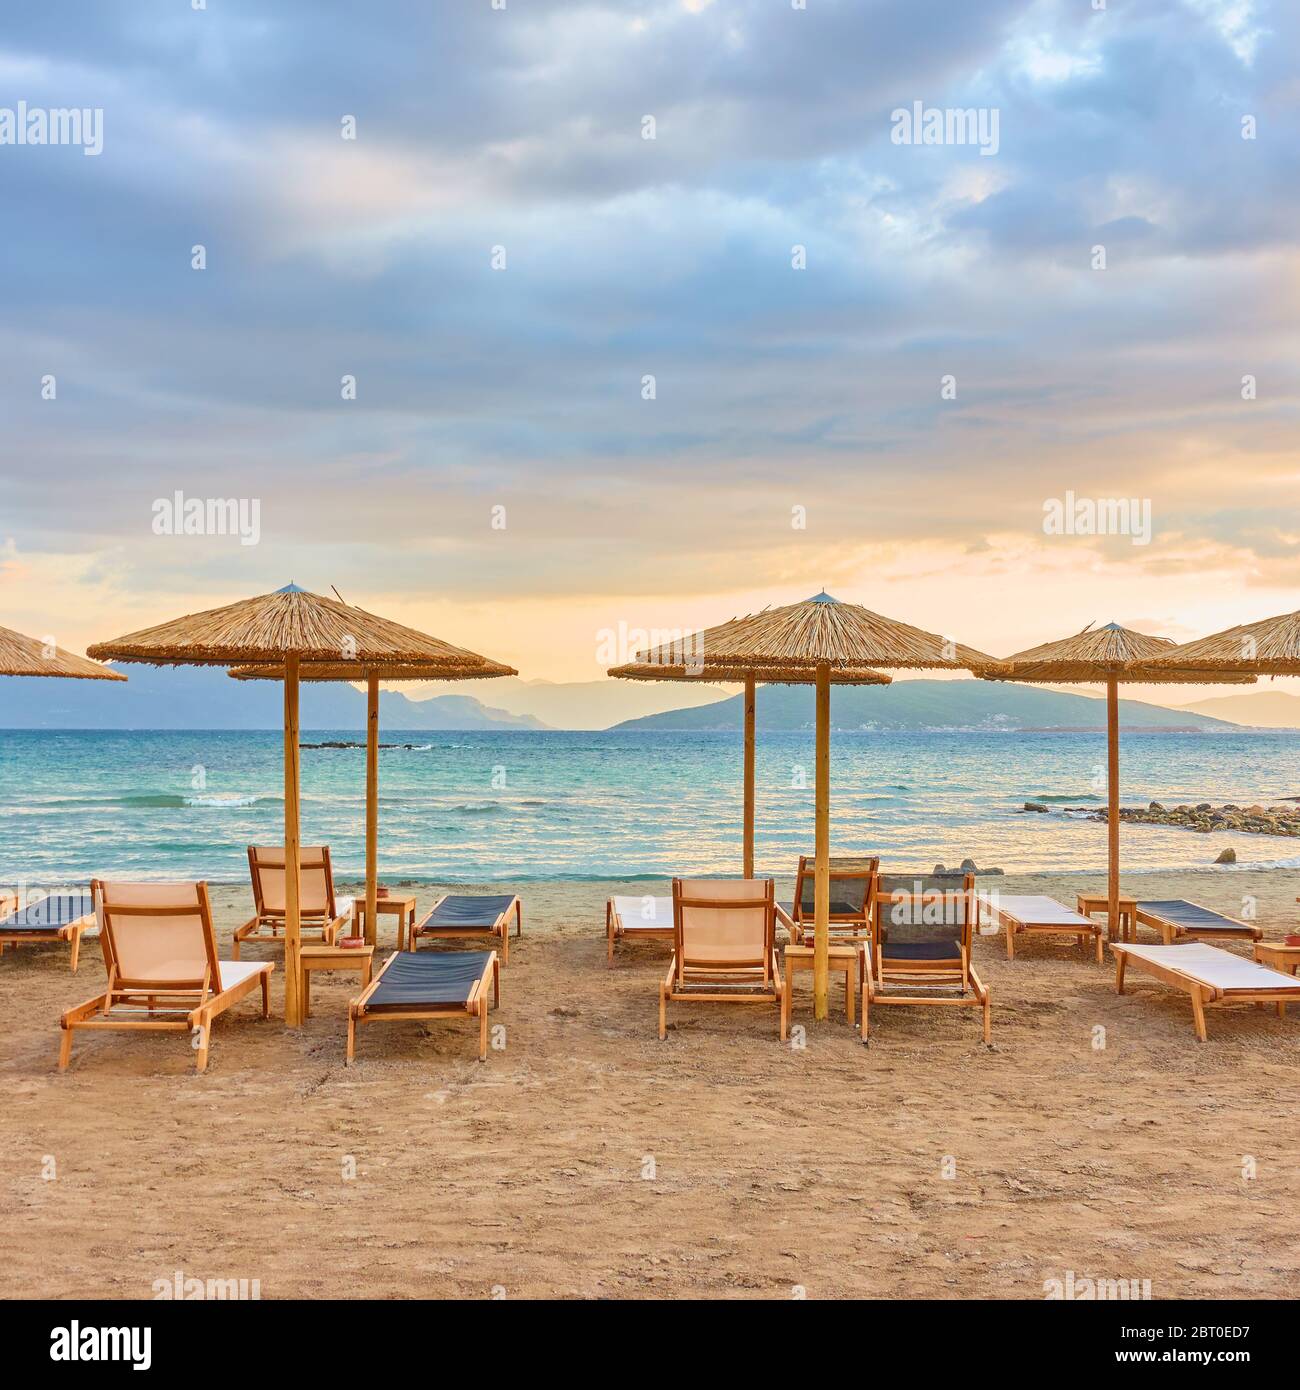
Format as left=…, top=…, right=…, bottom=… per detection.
left=0, top=892, right=95, bottom=972
left=864, top=874, right=990, bottom=1043
left=606, top=895, right=673, bottom=966
left=779, top=855, right=879, bottom=946
left=659, top=879, right=785, bottom=1040
left=346, top=949, right=500, bottom=1063
left=1112, top=942, right=1300, bottom=1041
left=984, top=894, right=1105, bottom=963
left=233, top=844, right=351, bottom=957
left=1133, top=900, right=1263, bottom=946
left=410, top=894, right=522, bottom=964
left=59, top=880, right=273, bottom=1072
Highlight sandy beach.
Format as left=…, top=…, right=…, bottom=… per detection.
left=3, top=867, right=1298, bottom=1301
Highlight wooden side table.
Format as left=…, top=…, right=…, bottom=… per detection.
left=354, top=895, right=417, bottom=950
left=301, top=944, right=374, bottom=1017
left=1254, top=942, right=1300, bottom=977
left=1076, top=893, right=1137, bottom=942
left=782, top=944, right=859, bottom=1032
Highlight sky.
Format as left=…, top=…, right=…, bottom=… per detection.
left=1, top=0, right=1297, bottom=694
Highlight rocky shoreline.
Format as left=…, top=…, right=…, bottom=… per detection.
left=1049, top=800, right=1300, bottom=847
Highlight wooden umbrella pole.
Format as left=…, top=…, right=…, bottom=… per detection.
left=813, top=661, right=830, bottom=1020
left=283, top=653, right=303, bottom=1026
left=743, top=676, right=756, bottom=879
left=365, top=671, right=379, bottom=946
left=1106, top=675, right=1120, bottom=943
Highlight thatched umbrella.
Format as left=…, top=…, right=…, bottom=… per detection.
left=981, top=623, right=1254, bottom=938
left=229, top=653, right=515, bottom=948
left=1134, top=609, right=1300, bottom=678
left=616, top=592, right=994, bottom=1019
left=1, top=624, right=125, bottom=681
left=88, top=584, right=497, bottom=1025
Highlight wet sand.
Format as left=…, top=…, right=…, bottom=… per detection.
left=2, top=868, right=1298, bottom=1300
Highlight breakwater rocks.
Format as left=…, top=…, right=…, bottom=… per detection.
left=1064, top=801, right=1300, bottom=838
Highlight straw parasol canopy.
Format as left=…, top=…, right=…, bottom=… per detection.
left=229, top=648, right=517, bottom=953
left=90, top=584, right=512, bottom=1026
left=607, top=661, right=891, bottom=685
left=87, top=583, right=492, bottom=670
left=0, top=624, right=125, bottom=680
left=630, top=591, right=994, bottom=672
left=613, top=592, right=993, bottom=1020
left=1133, top=609, right=1300, bottom=678
left=981, top=622, right=1255, bottom=938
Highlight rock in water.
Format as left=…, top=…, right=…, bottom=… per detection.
left=1214, top=847, right=1237, bottom=864
left=1023, top=801, right=1049, bottom=813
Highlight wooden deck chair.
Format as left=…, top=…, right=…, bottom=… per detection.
left=59, top=881, right=273, bottom=1072
left=864, top=872, right=990, bottom=1043
left=409, top=894, right=522, bottom=964
left=347, top=949, right=499, bottom=1063
left=0, top=890, right=96, bottom=972
left=1133, top=899, right=1262, bottom=946
left=1112, top=941, right=1300, bottom=1040
left=233, top=845, right=353, bottom=958
left=606, top=894, right=673, bottom=966
left=776, top=856, right=878, bottom=946
left=659, top=879, right=784, bottom=1040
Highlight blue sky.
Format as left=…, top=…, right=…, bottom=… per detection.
left=1, top=0, right=1296, bottom=681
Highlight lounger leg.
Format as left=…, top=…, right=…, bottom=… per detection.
left=346, top=1009, right=356, bottom=1066
left=232, top=937, right=241, bottom=961
left=193, top=1019, right=212, bottom=1072
left=658, top=982, right=667, bottom=1041
left=983, top=991, right=992, bottom=1044
left=492, top=955, right=500, bottom=1007
left=1190, top=988, right=1208, bottom=1042
left=1115, top=954, right=1127, bottom=994
left=260, top=969, right=271, bottom=1018
left=1006, top=922, right=1015, bottom=960
left=780, top=976, right=789, bottom=1042
left=515, top=901, right=522, bottom=937
left=860, top=982, right=870, bottom=1043
left=69, top=927, right=81, bottom=974
left=479, top=999, right=488, bottom=1062
left=606, top=903, right=615, bottom=968
left=501, top=921, right=509, bottom=967
left=58, top=1024, right=73, bottom=1071
left=845, top=962, right=855, bottom=1025
left=1094, top=930, right=1103, bottom=965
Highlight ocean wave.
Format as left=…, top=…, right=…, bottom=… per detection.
left=1028, top=793, right=1102, bottom=804
left=449, top=801, right=504, bottom=816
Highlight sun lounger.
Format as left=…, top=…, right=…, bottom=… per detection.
left=982, top=893, right=1105, bottom=963
left=59, top=881, right=273, bottom=1072
left=1134, top=899, right=1262, bottom=945
left=1112, top=941, right=1300, bottom=1040
left=1, top=890, right=96, bottom=972
left=776, top=855, right=878, bottom=946
left=606, top=894, right=673, bottom=966
left=410, top=893, right=522, bottom=964
left=347, top=949, right=499, bottom=1062
left=659, top=879, right=784, bottom=1039
left=233, top=845, right=353, bottom=957
left=865, top=873, right=990, bottom=1042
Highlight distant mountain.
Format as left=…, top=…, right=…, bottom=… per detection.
left=407, top=675, right=732, bottom=730
left=0, top=664, right=549, bottom=730
left=613, top=679, right=1237, bottom=732
left=1175, top=691, right=1300, bottom=729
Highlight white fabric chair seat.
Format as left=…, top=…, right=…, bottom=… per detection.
left=219, top=959, right=271, bottom=991
left=612, top=895, right=671, bottom=930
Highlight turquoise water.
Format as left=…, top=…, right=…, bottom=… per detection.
left=2, top=729, right=1299, bottom=885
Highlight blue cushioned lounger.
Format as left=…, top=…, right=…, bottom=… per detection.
left=0, top=891, right=97, bottom=972
left=347, top=949, right=499, bottom=1062
left=410, top=893, right=522, bottom=963
left=1135, top=899, right=1262, bottom=945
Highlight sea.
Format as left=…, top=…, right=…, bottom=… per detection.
left=2, top=728, right=1299, bottom=886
